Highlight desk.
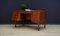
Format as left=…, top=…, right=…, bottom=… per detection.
left=11, top=9, right=48, bottom=31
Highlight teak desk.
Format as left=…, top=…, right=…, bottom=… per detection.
left=11, top=9, right=48, bottom=31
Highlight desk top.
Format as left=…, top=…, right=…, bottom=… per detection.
left=13, top=10, right=48, bottom=14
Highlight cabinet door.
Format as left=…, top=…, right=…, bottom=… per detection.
left=31, top=10, right=40, bottom=23
left=12, top=11, right=21, bottom=21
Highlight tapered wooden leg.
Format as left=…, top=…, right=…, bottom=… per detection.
left=14, top=21, right=16, bottom=27
left=38, top=23, right=40, bottom=31
left=44, top=23, right=46, bottom=29
left=44, top=19, right=46, bottom=30
left=15, top=24, right=16, bottom=27
left=44, top=23, right=46, bottom=32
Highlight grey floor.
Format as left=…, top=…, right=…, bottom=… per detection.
left=0, top=24, right=60, bottom=36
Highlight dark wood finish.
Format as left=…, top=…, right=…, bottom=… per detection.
left=11, top=9, right=48, bottom=31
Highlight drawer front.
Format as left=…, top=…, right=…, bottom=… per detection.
left=31, top=11, right=40, bottom=23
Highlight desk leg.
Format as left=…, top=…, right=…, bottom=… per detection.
left=44, top=23, right=46, bottom=29
left=14, top=21, right=16, bottom=27
left=38, top=23, right=40, bottom=31
left=44, top=19, right=46, bottom=30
